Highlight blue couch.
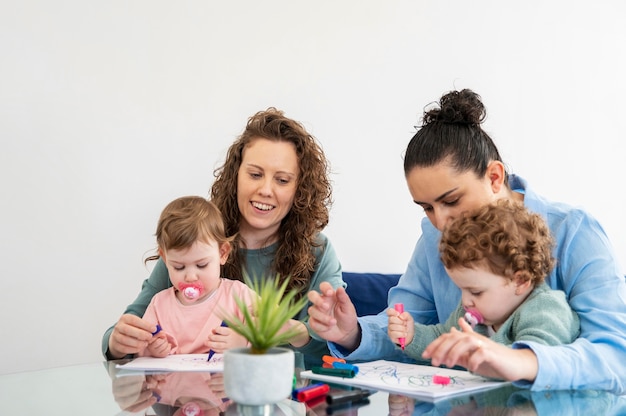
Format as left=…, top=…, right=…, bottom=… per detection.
left=342, top=272, right=401, bottom=316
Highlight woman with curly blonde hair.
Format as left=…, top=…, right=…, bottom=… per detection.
left=103, top=108, right=344, bottom=369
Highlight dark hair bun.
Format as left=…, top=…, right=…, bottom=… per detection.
left=423, top=89, right=486, bottom=126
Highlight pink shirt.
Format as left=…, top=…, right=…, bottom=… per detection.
left=156, top=372, right=230, bottom=410
left=140, top=278, right=255, bottom=355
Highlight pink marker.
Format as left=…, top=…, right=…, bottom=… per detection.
left=464, top=308, right=484, bottom=328
left=394, top=303, right=405, bottom=350
left=432, top=374, right=451, bottom=385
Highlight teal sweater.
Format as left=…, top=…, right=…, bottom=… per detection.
left=404, top=283, right=580, bottom=361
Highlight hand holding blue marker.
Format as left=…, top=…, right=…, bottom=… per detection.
left=207, top=321, right=228, bottom=361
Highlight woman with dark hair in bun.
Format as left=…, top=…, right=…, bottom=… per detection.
left=308, top=89, right=626, bottom=392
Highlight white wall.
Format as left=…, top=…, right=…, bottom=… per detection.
left=1, top=1, right=624, bottom=374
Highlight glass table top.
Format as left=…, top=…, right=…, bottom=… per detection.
left=1, top=360, right=625, bottom=415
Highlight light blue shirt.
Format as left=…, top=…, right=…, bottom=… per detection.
left=330, top=175, right=626, bottom=393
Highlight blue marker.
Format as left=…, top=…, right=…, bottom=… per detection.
left=207, top=321, right=228, bottom=361
left=332, top=361, right=359, bottom=374
left=152, top=324, right=162, bottom=336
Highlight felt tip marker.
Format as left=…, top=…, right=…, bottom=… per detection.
left=304, top=393, right=327, bottom=408
left=207, top=321, right=228, bottom=361
left=432, top=374, right=451, bottom=385
left=152, top=324, right=162, bottom=336
left=292, top=382, right=325, bottom=400
left=325, top=389, right=372, bottom=405
left=312, top=366, right=356, bottom=378
left=325, top=398, right=370, bottom=414
left=322, top=355, right=346, bottom=365
left=394, top=303, right=406, bottom=350
left=332, top=362, right=359, bottom=374
left=296, top=383, right=330, bottom=402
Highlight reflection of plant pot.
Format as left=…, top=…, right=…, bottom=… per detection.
left=224, top=347, right=294, bottom=406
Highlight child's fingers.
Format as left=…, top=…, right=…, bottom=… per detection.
left=212, top=326, right=230, bottom=336
left=458, top=317, right=474, bottom=333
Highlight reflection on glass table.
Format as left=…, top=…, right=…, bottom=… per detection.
left=96, top=360, right=626, bottom=416
left=1, top=361, right=625, bottom=416
left=384, top=384, right=626, bottom=416
left=121, top=372, right=231, bottom=416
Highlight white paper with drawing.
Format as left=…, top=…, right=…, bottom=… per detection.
left=301, top=360, right=508, bottom=402
left=115, top=353, right=224, bottom=373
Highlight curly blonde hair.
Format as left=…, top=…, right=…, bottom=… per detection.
left=211, top=108, right=332, bottom=297
left=439, top=200, right=555, bottom=286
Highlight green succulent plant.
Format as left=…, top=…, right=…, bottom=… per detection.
left=221, top=273, right=309, bottom=354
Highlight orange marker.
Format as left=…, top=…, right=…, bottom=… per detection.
left=322, top=355, right=346, bottom=365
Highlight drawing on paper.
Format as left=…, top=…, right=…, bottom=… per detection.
left=300, top=360, right=508, bottom=401
left=116, top=353, right=225, bottom=373
left=358, top=361, right=471, bottom=389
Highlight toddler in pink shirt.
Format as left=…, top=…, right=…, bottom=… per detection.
left=139, top=196, right=255, bottom=357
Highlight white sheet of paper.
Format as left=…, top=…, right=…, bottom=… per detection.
left=301, top=360, right=508, bottom=402
left=115, top=353, right=224, bottom=373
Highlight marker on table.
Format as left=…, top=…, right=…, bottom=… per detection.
left=325, top=398, right=370, bottom=414
left=295, top=383, right=330, bottom=402
left=322, top=355, right=346, bottom=365
left=303, top=392, right=327, bottom=408
left=292, top=382, right=324, bottom=400
left=311, top=366, right=356, bottom=378
left=207, top=321, right=228, bottom=361
left=432, top=374, right=451, bottom=385
left=394, top=303, right=405, bottom=350
left=331, top=362, right=359, bottom=374
left=325, top=388, right=372, bottom=405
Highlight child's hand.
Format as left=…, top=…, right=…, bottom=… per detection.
left=146, top=332, right=171, bottom=357
left=422, top=318, right=484, bottom=369
left=421, top=318, right=538, bottom=381
left=205, top=325, right=248, bottom=353
left=386, top=307, right=415, bottom=347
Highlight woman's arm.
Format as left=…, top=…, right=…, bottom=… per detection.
left=102, top=259, right=172, bottom=359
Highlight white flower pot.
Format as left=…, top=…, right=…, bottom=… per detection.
left=224, top=347, right=295, bottom=406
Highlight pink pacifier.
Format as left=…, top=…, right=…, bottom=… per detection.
left=179, top=283, right=203, bottom=300
left=464, top=308, right=484, bottom=328
left=181, top=401, right=203, bottom=416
